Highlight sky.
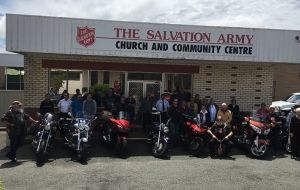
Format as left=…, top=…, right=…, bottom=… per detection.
left=1, top=0, right=300, bottom=52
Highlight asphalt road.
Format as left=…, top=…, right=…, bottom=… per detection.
left=0, top=139, right=299, bottom=190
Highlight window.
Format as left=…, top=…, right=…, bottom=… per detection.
left=49, top=69, right=84, bottom=94
left=0, top=67, right=24, bottom=90
left=165, top=74, right=192, bottom=92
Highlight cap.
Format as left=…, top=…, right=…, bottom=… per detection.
left=11, top=101, right=22, bottom=106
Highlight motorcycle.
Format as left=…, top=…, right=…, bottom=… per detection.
left=32, top=113, right=55, bottom=164
left=64, top=112, right=93, bottom=162
left=147, top=108, right=170, bottom=158
left=181, top=114, right=207, bottom=156
left=99, top=111, right=132, bottom=157
left=234, top=114, right=272, bottom=158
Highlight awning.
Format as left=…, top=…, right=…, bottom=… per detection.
left=42, top=60, right=199, bottom=74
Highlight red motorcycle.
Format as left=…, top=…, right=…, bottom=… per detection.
left=234, top=114, right=272, bottom=158
left=99, top=111, right=133, bottom=157
left=182, top=114, right=207, bottom=156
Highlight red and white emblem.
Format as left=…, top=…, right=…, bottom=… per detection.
left=76, top=26, right=96, bottom=47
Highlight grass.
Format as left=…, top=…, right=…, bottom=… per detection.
left=0, top=178, right=4, bottom=190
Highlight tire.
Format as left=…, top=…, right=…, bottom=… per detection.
left=152, top=139, right=168, bottom=158
left=188, top=139, right=204, bottom=156
left=250, top=143, right=269, bottom=158
left=285, top=142, right=292, bottom=153
left=115, top=140, right=127, bottom=158
left=77, top=142, right=88, bottom=162
left=36, top=141, right=46, bottom=164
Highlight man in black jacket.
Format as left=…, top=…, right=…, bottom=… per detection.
left=40, top=93, right=55, bottom=116
left=2, top=101, right=37, bottom=162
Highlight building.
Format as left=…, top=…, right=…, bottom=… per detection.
left=0, top=53, right=24, bottom=127
left=5, top=14, right=300, bottom=114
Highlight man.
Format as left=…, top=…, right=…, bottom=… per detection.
left=207, top=116, right=233, bottom=157
left=71, top=89, right=81, bottom=101
left=83, top=93, right=97, bottom=120
left=71, top=94, right=83, bottom=117
left=256, top=103, right=269, bottom=120
left=228, top=97, right=240, bottom=125
left=217, top=103, right=232, bottom=126
left=125, top=94, right=136, bottom=123
left=290, top=108, right=300, bottom=159
left=57, top=92, right=72, bottom=118
left=267, top=105, right=281, bottom=155
left=1, top=101, right=37, bottom=162
left=40, top=93, right=54, bottom=116
left=155, top=94, right=170, bottom=124
left=168, top=98, right=184, bottom=144
left=206, top=98, right=219, bottom=127
left=140, top=92, right=155, bottom=131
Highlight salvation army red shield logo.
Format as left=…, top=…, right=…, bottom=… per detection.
left=76, top=26, right=96, bottom=47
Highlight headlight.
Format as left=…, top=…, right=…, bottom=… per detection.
left=163, top=126, right=169, bottom=133
left=74, top=123, right=79, bottom=128
left=250, top=125, right=261, bottom=134
left=45, top=123, right=51, bottom=130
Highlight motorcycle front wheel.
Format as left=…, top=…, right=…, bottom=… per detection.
left=77, top=142, right=88, bottom=162
left=189, top=139, right=204, bottom=156
left=115, top=140, right=128, bottom=158
left=250, top=143, right=269, bottom=158
left=152, top=139, right=168, bottom=158
left=36, top=140, right=46, bottom=164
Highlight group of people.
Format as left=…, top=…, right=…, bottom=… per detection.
left=2, top=87, right=300, bottom=162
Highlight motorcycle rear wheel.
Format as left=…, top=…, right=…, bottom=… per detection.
left=189, top=139, right=204, bottom=156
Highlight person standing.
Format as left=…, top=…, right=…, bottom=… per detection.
left=83, top=93, right=97, bottom=120
left=228, top=97, right=240, bottom=124
left=71, top=89, right=81, bottom=101
left=71, top=94, right=83, bottom=117
left=140, top=92, right=155, bottom=131
left=217, top=103, right=232, bottom=127
left=168, top=98, right=183, bottom=143
left=1, top=101, right=37, bottom=162
left=57, top=92, right=72, bottom=118
left=40, top=93, right=54, bottom=116
left=290, top=108, right=300, bottom=159
left=197, top=105, right=209, bottom=126
left=206, top=98, right=219, bottom=127
left=256, top=103, right=269, bottom=120
left=155, top=94, right=170, bottom=124
left=267, top=105, right=281, bottom=155
left=126, top=94, right=136, bottom=123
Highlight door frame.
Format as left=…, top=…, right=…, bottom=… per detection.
left=126, top=80, right=162, bottom=98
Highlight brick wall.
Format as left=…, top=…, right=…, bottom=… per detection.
left=23, top=53, right=274, bottom=112
left=193, top=63, right=274, bottom=111
left=273, top=64, right=300, bottom=101
left=23, top=54, right=49, bottom=108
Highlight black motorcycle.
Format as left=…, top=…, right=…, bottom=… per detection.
left=32, top=113, right=55, bottom=165
left=147, top=108, right=170, bottom=158
left=64, top=113, right=94, bottom=163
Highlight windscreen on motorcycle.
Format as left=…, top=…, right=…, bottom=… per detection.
left=117, top=111, right=129, bottom=121
left=251, top=111, right=269, bottom=123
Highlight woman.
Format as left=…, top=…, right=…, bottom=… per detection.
left=290, top=108, right=300, bottom=159
left=197, top=105, right=209, bottom=126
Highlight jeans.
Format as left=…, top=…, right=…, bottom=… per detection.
left=8, top=134, right=23, bottom=159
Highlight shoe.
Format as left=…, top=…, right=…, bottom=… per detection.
left=11, top=158, right=17, bottom=163
left=291, top=155, right=296, bottom=159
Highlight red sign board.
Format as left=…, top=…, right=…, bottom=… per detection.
left=76, top=26, right=96, bottom=47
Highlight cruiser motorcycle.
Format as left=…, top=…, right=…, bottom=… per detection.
left=64, top=113, right=93, bottom=162
left=147, top=108, right=170, bottom=158
left=181, top=114, right=207, bottom=156
left=32, top=113, right=55, bottom=164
